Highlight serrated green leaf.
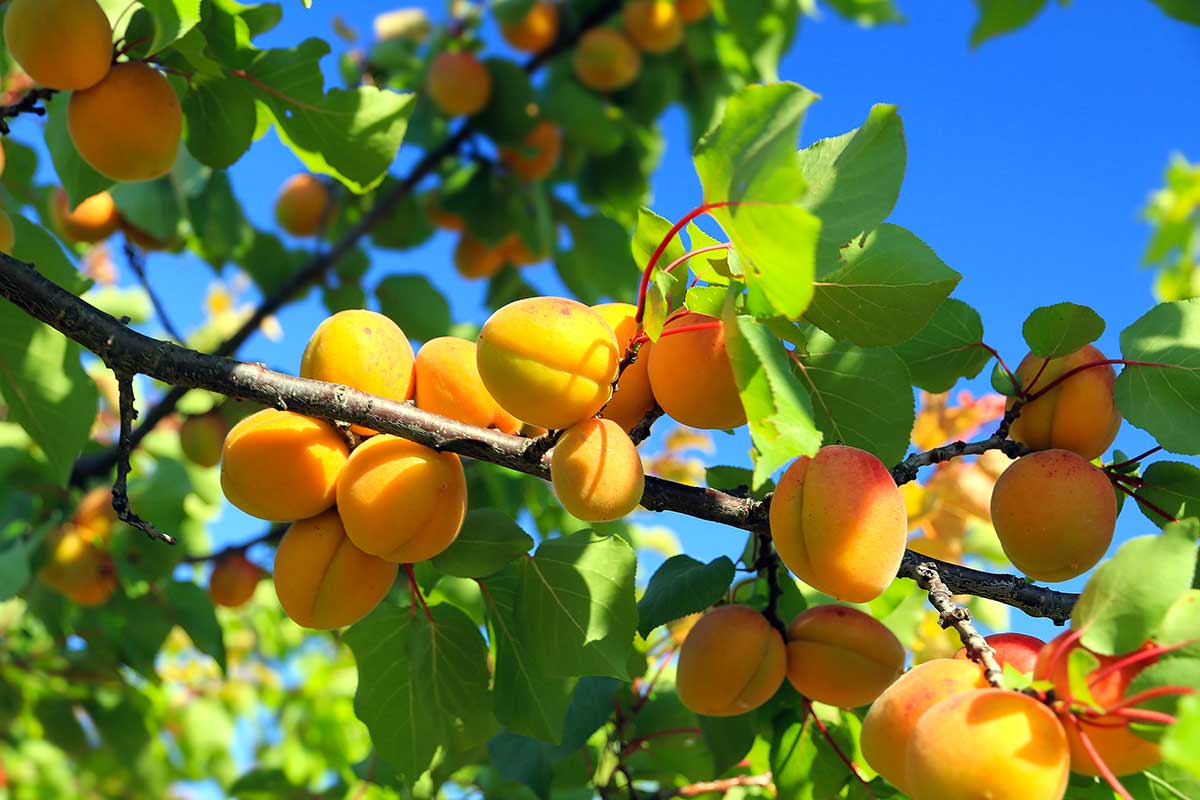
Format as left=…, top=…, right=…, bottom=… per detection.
left=1022, top=303, right=1106, bottom=358
left=432, top=510, right=534, bottom=579
left=377, top=274, right=451, bottom=342
left=1114, top=300, right=1200, bottom=454
left=1137, top=461, right=1200, bottom=529
left=893, top=298, right=989, bottom=392
left=637, top=555, right=734, bottom=638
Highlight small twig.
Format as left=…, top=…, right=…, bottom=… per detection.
left=123, top=242, right=184, bottom=342
left=112, top=372, right=175, bottom=544
left=1107, top=445, right=1162, bottom=472
left=0, top=87, right=57, bottom=135
left=753, top=530, right=787, bottom=637
left=628, top=404, right=665, bottom=446
left=656, top=773, right=773, bottom=798
left=521, top=428, right=563, bottom=461
left=889, top=404, right=1028, bottom=485
left=180, top=524, right=287, bottom=564
left=913, top=562, right=1002, bottom=687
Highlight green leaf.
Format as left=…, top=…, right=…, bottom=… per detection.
left=474, top=58, right=538, bottom=145
left=1164, top=694, right=1200, bottom=778
left=187, top=171, right=252, bottom=268
left=893, top=298, right=989, bottom=392
left=700, top=713, right=758, bottom=777
left=376, top=275, right=451, bottom=342
left=0, top=534, right=39, bottom=601
left=969, top=0, right=1048, bottom=48
left=1114, top=300, right=1200, bottom=454
left=637, top=555, right=735, bottom=638
left=1126, top=658, right=1200, bottom=744
left=556, top=215, right=639, bottom=305
left=165, top=581, right=227, bottom=673
left=345, top=602, right=494, bottom=781
left=139, top=0, right=203, bottom=54
left=432, top=510, right=535, bottom=579
left=1022, top=302, right=1106, bottom=358
left=556, top=676, right=621, bottom=754
left=112, top=178, right=183, bottom=242
left=1072, top=519, right=1200, bottom=655
left=770, top=713, right=852, bottom=799
left=1137, top=461, right=1200, bottom=529
left=183, top=77, right=258, bottom=169
left=44, top=95, right=113, bottom=207
left=1157, top=590, right=1200, bottom=657
left=991, top=361, right=1021, bottom=396
left=487, top=732, right=553, bottom=799
left=1150, top=0, right=1200, bottom=24
left=372, top=187, right=434, bottom=251
left=228, top=768, right=303, bottom=799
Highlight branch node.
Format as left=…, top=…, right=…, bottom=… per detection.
left=914, top=561, right=1003, bottom=687
left=112, top=372, right=175, bottom=545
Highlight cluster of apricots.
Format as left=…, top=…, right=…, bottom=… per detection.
left=572, top=0, right=711, bottom=92
left=44, top=186, right=179, bottom=251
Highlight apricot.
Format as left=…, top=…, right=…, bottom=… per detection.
left=273, top=509, right=398, bottom=629
left=219, top=409, right=349, bottom=522
left=39, top=523, right=116, bottom=606
left=1008, top=344, right=1121, bottom=460
left=1034, top=632, right=1163, bottom=776
left=422, top=192, right=464, bottom=231
left=476, top=297, right=621, bottom=429
left=990, top=449, right=1117, bottom=582
left=572, top=28, right=641, bottom=92
left=500, top=2, right=559, bottom=52
left=769, top=445, right=907, bottom=603
left=676, top=605, right=787, bottom=717
left=500, top=121, right=563, bottom=182
left=4, top=0, right=112, bottom=91
left=551, top=418, right=645, bottom=522
left=592, top=302, right=656, bottom=432
left=208, top=553, right=261, bottom=609
left=120, top=217, right=179, bottom=252
left=336, top=435, right=467, bottom=563
left=646, top=312, right=745, bottom=430
left=48, top=188, right=119, bottom=244
left=622, top=0, right=684, bottom=53
left=68, top=63, right=182, bottom=182
left=860, top=658, right=990, bottom=793
left=0, top=212, right=14, bottom=253
left=454, top=232, right=507, bottom=280
left=179, top=410, right=228, bottom=468
left=414, top=337, right=520, bottom=432
left=677, top=0, right=711, bottom=23
left=274, top=174, right=330, bottom=237
left=72, top=487, right=117, bottom=535
left=426, top=52, right=492, bottom=116
left=906, top=689, right=1070, bottom=800
left=501, top=233, right=548, bottom=266
left=784, top=605, right=905, bottom=708
left=300, top=309, right=416, bottom=435
left=954, top=632, right=1045, bottom=675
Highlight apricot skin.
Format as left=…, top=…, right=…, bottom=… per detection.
left=906, top=689, right=1071, bottom=800
left=275, top=174, right=329, bottom=237
left=219, top=409, right=349, bottom=522
left=4, top=0, right=112, bottom=91
left=860, top=658, right=990, bottom=793
left=273, top=509, right=398, bottom=630
left=954, top=632, right=1045, bottom=674
left=476, top=297, right=621, bottom=430
left=0, top=212, right=14, bottom=253
left=592, top=303, right=656, bottom=432
left=180, top=411, right=228, bottom=468
left=677, top=0, right=711, bottom=23
left=336, top=435, right=468, bottom=563
left=1008, top=344, right=1121, bottom=460
left=49, top=188, right=119, bottom=244
left=676, top=605, right=787, bottom=717
left=500, top=121, right=563, bottom=182
left=500, top=2, right=559, bottom=53
left=622, top=0, right=684, bottom=53
left=415, top=337, right=519, bottom=432
left=426, top=53, right=492, bottom=116
left=68, top=63, right=182, bottom=182
left=39, top=523, right=116, bottom=606
left=454, top=232, right=507, bottom=280
left=990, top=449, right=1117, bottom=582
left=209, top=553, right=261, bottom=609
left=647, top=312, right=745, bottom=430
left=551, top=418, right=645, bottom=522
left=785, top=605, right=905, bottom=709
left=769, top=445, right=907, bottom=603
left=572, top=28, right=641, bottom=92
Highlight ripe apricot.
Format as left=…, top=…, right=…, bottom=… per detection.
left=179, top=411, right=228, bottom=468
left=68, top=63, right=182, bottom=182
left=622, top=0, right=684, bottom=53
left=1008, top=344, right=1121, bottom=460
left=500, top=121, right=563, bottom=182
left=414, top=337, right=520, bottom=432
left=300, top=309, right=416, bottom=435
left=209, top=553, right=261, bottom=609
left=954, top=632, right=1045, bottom=674
left=426, top=52, right=492, bottom=116
left=72, top=487, right=117, bottom=535
left=4, top=0, right=112, bottom=91
left=646, top=312, right=745, bottom=430
left=592, top=302, right=656, bottom=432
left=39, top=523, right=116, bottom=606
left=676, top=605, right=787, bottom=717
left=500, top=2, right=559, bottom=52
left=219, top=409, right=349, bottom=522
left=770, top=445, right=907, bottom=603
left=990, top=449, right=1117, bottom=582
left=454, top=232, right=507, bottom=280
left=477, top=297, right=621, bottom=429
left=0, top=212, right=14, bottom=253
left=336, top=435, right=468, bottom=563
left=677, top=0, right=711, bottom=23
left=784, top=605, right=905, bottom=708
left=907, top=689, right=1070, bottom=800
left=273, top=509, right=398, bottom=629
left=551, top=418, right=645, bottom=522
left=49, top=188, right=119, bottom=244
left=274, top=174, right=330, bottom=237
left=572, top=28, right=641, bottom=92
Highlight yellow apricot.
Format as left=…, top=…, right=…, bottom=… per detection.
left=68, top=62, right=182, bottom=182
left=179, top=410, right=228, bottom=468
left=336, top=435, right=467, bottom=563
left=572, top=28, right=641, bottom=92
left=646, top=312, right=744, bottom=430
left=500, top=2, right=559, bottom=52
left=273, top=509, right=398, bottom=629
left=415, top=337, right=520, bottom=432
left=274, top=174, right=330, bottom=237
left=860, top=658, right=990, bottom=793
left=49, top=188, right=119, bottom=244
left=426, top=52, right=492, bottom=116
left=592, top=302, right=656, bottom=432
left=208, top=553, right=261, bottom=609
left=784, top=605, right=905, bottom=708
left=219, top=409, right=349, bottom=522
left=989, top=449, right=1116, bottom=582
left=72, top=487, right=117, bottom=536
left=500, top=121, right=563, bottom=182
left=622, top=0, right=684, bottom=53
left=676, top=605, right=787, bottom=717
left=1008, top=345, right=1121, bottom=460
left=477, top=297, right=621, bottom=430
left=677, top=0, right=711, bottom=23
left=907, top=689, right=1070, bottom=800
left=454, top=232, right=507, bottom=280
left=0, top=211, right=14, bottom=253
left=769, top=445, right=907, bottom=603
left=300, top=309, right=416, bottom=435
left=4, top=0, right=112, bottom=91
left=551, top=418, right=645, bottom=522
left=39, top=523, right=116, bottom=606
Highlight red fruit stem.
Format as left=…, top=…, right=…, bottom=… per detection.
left=1109, top=473, right=1146, bottom=488
left=1089, top=639, right=1194, bottom=687
left=975, top=342, right=1020, bottom=393
left=1023, top=356, right=1053, bottom=395
left=402, top=563, right=434, bottom=624
left=1066, top=714, right=1134, bottom=800
left=630, top=320, right=722, bottom=346
left=1043, top=629, right=1086, bottom=702
left=1113, top=482, right=1179, bottom=524
left=1108, top=707, right=1179, bottom=726
left=1024, top=360, right=1175, bottom=403
left=661, top=243, right=734, bottom=276
left=1107, top=446, right=1163, bottom=471
left=1102, top=684, right=1196, bottom=716
left=804, top=701, right=874, bottom=794
left=634, top=201, right=737, bottom=324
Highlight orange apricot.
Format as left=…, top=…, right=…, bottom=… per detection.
left=676, top=605, right=787, bottom=717
left=49, top=188, right=119, bottom=244
left=591, top=302, right=656, bottom=432
left=501, top=233, right=548, bottom=266
left=68, top=63, right=182, bottom=182
left=273, top=509, right=398, bottom=629
left=4, top=0, right=112, bottom=91
left=414, top=337, right=520, bottom=432
left=72, top=487, right=117, bottom=535
left=551, top=418, right=645, bottom=522
left=426, top=52, right=492, bottom=116
left=454, top=232, right=507, bottom=280
left=769, top=445, right=907, bottom=603
left=677, top=0, right=711, bottom=23
left=219, top=409, right=349, bottom=522
left=500, top=2, right=559, bottom=52
left=989, top=449, right=1117, bottom=582
left=954, top=632, right=1045, bottom=675
left=784, top=605, right=905, bottom=708
left=208, top=553, right=262, bottom=609
left=646, top=312, right=744, bottom=430
left=274, top=174, right=330, bottom=237
left=336, top=435, right=467, bottom=563
left=476, top=297, right=621, bottom=429
left=179, top=411, right=229, bottom=468
left=0, top=139, right=6, bottom=178
left=622, top=0, right=684, bottom=53
left=500, top=121, right=563, bottom=182
left=39, top=522, right=116, bottom=606
left=572, top=28, right=641, bottom=92
left=0, top=212, right=14, bottom=253
left=1008, top=344, right=1121, bottom=460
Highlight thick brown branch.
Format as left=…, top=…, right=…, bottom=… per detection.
left=913, top=561, right=1003, bottom=686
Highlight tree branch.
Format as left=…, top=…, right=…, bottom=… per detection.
left=0, top=87, right=56, bottom=135
left=656, top=773, right=773, bottom=798
left=889, top=405, right=1029, bottom=485
left=123, top=242, right=183, bottom=342
left=913, top=561, right=1003, bottom=686
left=112, top=372, right=174, bottom=544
